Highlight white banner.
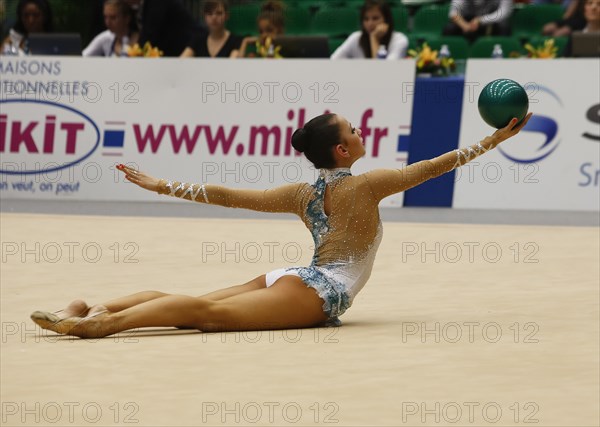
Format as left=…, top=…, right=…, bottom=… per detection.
left=453, top=59, right=600, bottom=212
left=0, top=57, right=415, bottom=206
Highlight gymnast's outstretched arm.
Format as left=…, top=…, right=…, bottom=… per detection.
left=364, top=113, right=533, bottom=202
left=116, top=164, right=308, bottom=214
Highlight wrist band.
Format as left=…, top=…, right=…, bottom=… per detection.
left=455, top=148, right=469, bottom=164
left=164, top=181, right=209, bottom=203
left=200, top=184, right=209, bottom=203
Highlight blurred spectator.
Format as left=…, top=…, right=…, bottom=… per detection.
left=125, top=0, right=196, bottom=57
left=232, top=0, right=284, bottom=58
left=542, top=0, right=586, bottom=37
left=0, top=0, right=6, bottom=39
left=582, top=0, right=600, bottom=32
left=181, top=0, right=241, bottom=57
left=1, top=0, right=52, bottom=56
left=443, top=0, right=513, bottom=42
left=331, top=0, right=408, bottom=59
left=83, top=0, right=139, bottom=56
left=565, top=0, right=600, bottom=55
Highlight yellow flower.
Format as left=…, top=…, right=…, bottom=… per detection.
left=525, top=39, right=557, bottom=59
left=255, top=37, right=283, bottom=59
left=409, top=42, right=454, bottom=75
left=127, top=42, right=163, bottom=58
left=127, top=43, right=143, bottom=57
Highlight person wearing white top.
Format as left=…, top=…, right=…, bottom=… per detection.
left=83, top=0, right=139, bottom=57
left=331, top=0, right=408, bottom=60
left=443, top=0, right=513, bottom=42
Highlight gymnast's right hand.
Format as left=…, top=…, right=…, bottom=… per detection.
left=116, top=164, right=160, bottom=192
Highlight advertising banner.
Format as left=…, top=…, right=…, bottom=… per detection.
left=453, top=59, right=599, bottom=212
left=0, top=57, right=415, bottom=207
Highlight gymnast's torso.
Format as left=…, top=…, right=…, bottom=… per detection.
left=263, top=167, right=385, bottom=318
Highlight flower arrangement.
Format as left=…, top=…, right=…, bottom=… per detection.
left=408, top=43, right=455, bottom=76
left=524, top=38, right=558, bottom=59
left=255, top=37, right=283, bottom=59
left=127, top=42, right=163, bottom=58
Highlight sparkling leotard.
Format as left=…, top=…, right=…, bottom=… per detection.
left=157, top=142, right=491, bottom=320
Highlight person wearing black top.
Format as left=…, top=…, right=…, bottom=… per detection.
left=126, top=0, right=196, bottom=57
left=181, top=0, right=241, bottom=58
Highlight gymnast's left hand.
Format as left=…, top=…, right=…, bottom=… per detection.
left=116, top=164, right=160, bottom=192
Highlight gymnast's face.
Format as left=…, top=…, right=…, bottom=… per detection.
left=338, top=116, right=366, bottom=163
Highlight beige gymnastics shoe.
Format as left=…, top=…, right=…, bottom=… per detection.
left=31, top=310, right=109, bottom=337
left=30, top=310, right=83, bottom=335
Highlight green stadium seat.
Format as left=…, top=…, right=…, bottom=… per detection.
left=406, top=35, right=469, bottom=60
left=408, top=33, right=436, bottom=51
left=286, top=7, right=312, bottom=35
left=328, top=36, right=346, bottom=55
left=429, top=36, right=470, bottom=60
left=412, top=4, right=451, bottom=39
left=288, top=0, right=330, bottom=11
left=512, top=4, right=565, bottom=40
left=392, top=4, right=409, bottom=33
left=387, top=0, right=407, bottom=7
left=469, top=36, right=523, bottom=58
left=228, top=4, right=261, bottom=37
left=526, top=35, right=569, bottom=57
left=339, top=0, right=367, bottom=10
left=310, top=8, right=360, bottom=37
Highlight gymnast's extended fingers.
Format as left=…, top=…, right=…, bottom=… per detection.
left=512, top=112, right=533, bottom=133
left=116, top=163, right=134, bottom=175
left=119, top=166, right=159, bottom=191
left=117, top=164, right=143, bottom=179
left=493, top=112, right=533, bottom=142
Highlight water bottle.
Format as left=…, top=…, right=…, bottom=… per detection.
left=439, top=44, right=451, bottom=59
left=491, top=43, right=504, bottom=59
left=121, top=36, right=131, bottom=57
left=377, top=45, right=388, bottom=59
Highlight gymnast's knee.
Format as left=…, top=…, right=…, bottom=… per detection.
left=196, top=301, right=232, bottom=332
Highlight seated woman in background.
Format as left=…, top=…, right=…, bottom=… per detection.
left=181, top=0, right=241, bottom=58
left=581, top=0, right=600, bottom=32
left=1, top=0, right=52, bottom=56
left=443, top=0, right=513, bottom=43
left=83, top=0, right=139, bottom=57
left=331, top=0, right=408, bottom=59
left=231, top=0, right=284, bottom=58
left=565, top=0, right=600, bottom=56
left=542, top=0, right=586, bottom=37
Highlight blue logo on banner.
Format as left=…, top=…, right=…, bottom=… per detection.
left=0, top=99, right=100, bottom=175
left=103, top=130, right=125, bottom=148
left=498, top=85, right=561, bottom=164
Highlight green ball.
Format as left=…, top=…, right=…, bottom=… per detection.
left=478, top=79, right=529, bottom=129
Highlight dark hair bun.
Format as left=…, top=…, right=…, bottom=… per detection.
left=291, top=127, right=309, bottom=153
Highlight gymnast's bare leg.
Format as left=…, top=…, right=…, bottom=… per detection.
left=53, top=275, right=268, bottom=321
left=33, top=276, right=326, bottom=338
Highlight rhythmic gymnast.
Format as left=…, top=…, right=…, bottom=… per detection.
left=31, top=112, right=532, bottom=338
